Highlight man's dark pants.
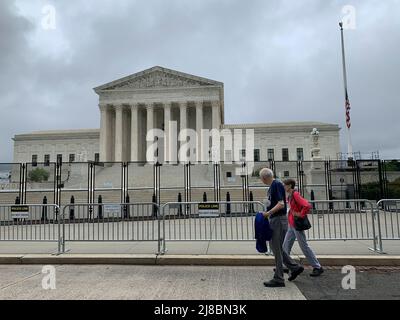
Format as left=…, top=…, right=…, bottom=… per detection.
left=269, top=215, right=302, bottom=283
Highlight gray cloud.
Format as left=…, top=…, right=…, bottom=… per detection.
left=0, top=0, right=399, bottom=162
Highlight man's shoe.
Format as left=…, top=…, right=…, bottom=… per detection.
left=263, top=280, right=285, bottom=287
left=273, top=268, right=289, bottom=274
left=310, top=267, right=324, bottom=277
left=288, top=266, right=304, bottom=281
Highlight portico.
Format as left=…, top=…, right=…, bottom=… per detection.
left=95, top=66, right=224, bottom=163
left=99, top=101, right=221, bottom=162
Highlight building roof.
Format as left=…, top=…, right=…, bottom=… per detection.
left=222, top=121, right=340, bottom=132
left=93, top=66, right=223, bottom=92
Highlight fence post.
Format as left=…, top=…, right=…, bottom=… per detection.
left=69, top=196, right=75, bottom=220
left=226, top=192, right=231, bottom=215
left=41, top=196, right=48, bottom=222
left=98, top=195, right=103, bottom=219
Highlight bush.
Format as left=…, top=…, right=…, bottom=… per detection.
left=28, top=168, right=50, bottom=182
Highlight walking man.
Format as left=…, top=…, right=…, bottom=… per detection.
left=259, top=168, right=304, bottom=287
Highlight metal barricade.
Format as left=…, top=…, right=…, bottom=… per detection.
left=60, top=203, right=160, bottom=253
left=376, top=199, right=400, bottom=243
left=160, top=201, right=265, bottom=254
left=307, top=199, right=383, bottom=253
left=0, top=204, right=62, bottom=253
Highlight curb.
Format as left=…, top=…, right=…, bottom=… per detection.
left=1, top=254, right=400, bottom=266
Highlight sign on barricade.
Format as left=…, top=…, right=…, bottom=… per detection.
left=198, top=203, right=220, bottom=217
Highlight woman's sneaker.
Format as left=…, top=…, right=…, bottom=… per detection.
left=310, top=267, right=324, bottom=277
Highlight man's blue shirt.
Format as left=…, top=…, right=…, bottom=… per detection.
left=267, top=179, right=287, bottom=216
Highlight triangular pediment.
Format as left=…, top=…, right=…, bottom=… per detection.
left=94, top=66, right=222, bottom=92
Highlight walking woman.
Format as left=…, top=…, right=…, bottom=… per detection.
left=283, top=179, right=324, bottom=277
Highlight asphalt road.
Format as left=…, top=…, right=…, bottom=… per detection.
left=295, top=266, right=400, bottom=300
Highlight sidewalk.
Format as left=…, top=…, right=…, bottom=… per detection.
left=1, top=239, right=399, bottom=255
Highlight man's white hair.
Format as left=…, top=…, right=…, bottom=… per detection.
left=259, top=168, right=274, bottom=179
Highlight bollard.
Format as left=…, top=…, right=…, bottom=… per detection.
left=203, top=192, right=207, bottom=202
left=345, top=189, right=350, bottom=208
left=152, top=193, right=158, bottom=218
left=177, top=192, right=182, bottom=216
left=226, top=192, right=231, bottom=215
left=249, top=191, right=255, bottom=213
left=69, top=196, right=75, bottom=220
left=124, top=194, right=130, bottom=219
left=310, top=190, right=316, bottom=210
left=14, top=196, right=20, bottom=222
left=41, top=196, right=48, bottom=222
left=328, top=189, right=334, bottom=211
left=97, top=195, right=103, bottom=219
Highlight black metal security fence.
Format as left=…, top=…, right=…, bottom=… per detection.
left=2, top=160, right=400, bottom=207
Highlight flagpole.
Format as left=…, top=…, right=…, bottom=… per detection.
left=339, top=22, right=353, bottom=160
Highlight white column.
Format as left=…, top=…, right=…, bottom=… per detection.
left=114, top=105, right=123, bottom=162
left=179, top=102, right=188, bottom=163
left=146, top=104, right=154, bottom=162
left=130, top=104, right=139, bottom=161
left=195, top=101, right=203, bottom=162
left=212, top=100, right=221, bottom=129
left=99, top=104, right=110, bottom=162
left=164, top=102, right=172, bottom=162
left=179, top=102, right=187, bottom=133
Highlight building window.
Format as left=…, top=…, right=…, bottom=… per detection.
left=282, top=148, right=289, bottom=161
left=267, top=149, right=275, bottom=161
left=57, top=154, right=62, bottom=164
left=284, top=171, right=290, bottom=177
left=241, top=149, right=246, bottom=157
left=44, top=154, right=50, bottom=166
left=254, top=149, right=260, bottom=162
left=95, top=153, right=100, bottom=163
left=69, top=154, right=75, bottom=163
left=297, top=148, right=304, bottom=161
left=32, top=155, right=37, bottom=166
left=226, top=172, right=232, bottom=178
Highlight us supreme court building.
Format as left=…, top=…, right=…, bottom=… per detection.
left=12, top=66, right=341, bottom=166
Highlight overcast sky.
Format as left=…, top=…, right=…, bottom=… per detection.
left=0, top=0, right=399, bottom=162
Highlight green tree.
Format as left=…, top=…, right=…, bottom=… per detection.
left=28, top=168, right=50, bottom=182
left=384, top=160, right=400, bottom=172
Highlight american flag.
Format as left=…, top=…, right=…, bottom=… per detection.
left=345, top=89, right=351, bottom=129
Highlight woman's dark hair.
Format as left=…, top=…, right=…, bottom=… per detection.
left=283, top=178, right=296, bottom=189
